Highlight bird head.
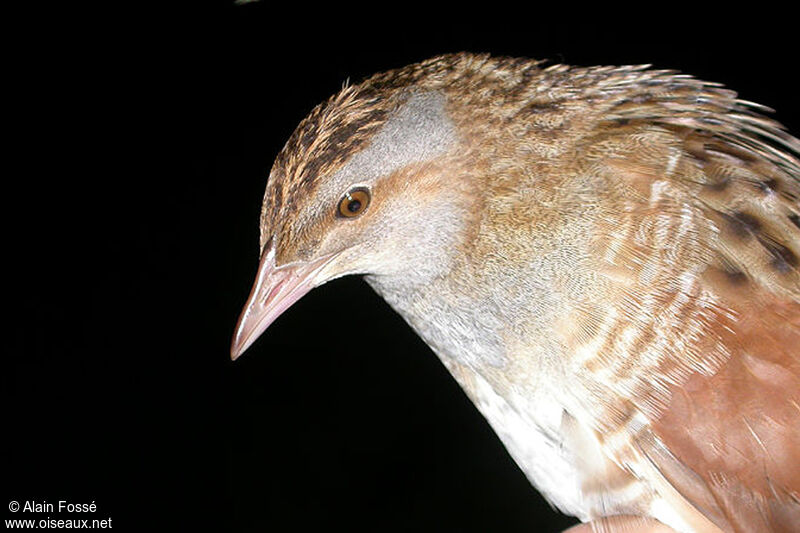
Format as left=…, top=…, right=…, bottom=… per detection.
left=231, top=61, right=480, bottom=359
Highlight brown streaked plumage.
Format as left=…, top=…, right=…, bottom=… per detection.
left=231, top=53, right=800, bottom=532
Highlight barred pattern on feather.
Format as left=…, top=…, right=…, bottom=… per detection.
left=233, top=53, right=799, bottom=533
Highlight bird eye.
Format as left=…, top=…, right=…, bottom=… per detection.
left=337, top=187, right=370, bottom=218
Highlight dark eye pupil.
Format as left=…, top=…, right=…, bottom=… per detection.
left=347, top=199, right=362, bottom=213
left=338, top=187, right=370, bottom=218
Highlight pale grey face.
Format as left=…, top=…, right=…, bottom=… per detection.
left=318, top=91, right=456, bottom=200
left=232, top=89, right=473, bottom=358
left=266, top=90, right=469, bottom=282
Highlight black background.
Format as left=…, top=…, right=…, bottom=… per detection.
left=5, top=2, right=798, bottom=532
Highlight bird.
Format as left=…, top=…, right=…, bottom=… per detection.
left=230, top=53, right=800, bottom=532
